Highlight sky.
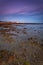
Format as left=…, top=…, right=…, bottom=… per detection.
left=0, top=0, right=43, bottom=23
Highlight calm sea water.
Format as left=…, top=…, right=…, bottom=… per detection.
left=0, top=24, right=43, bottom=50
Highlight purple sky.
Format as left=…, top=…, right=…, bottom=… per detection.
left=0, top=0, right=43, bottom=23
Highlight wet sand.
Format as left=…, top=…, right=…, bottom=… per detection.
left=0, top=23, right=43, bottom=65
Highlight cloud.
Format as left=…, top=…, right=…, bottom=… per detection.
left=0, top=0, right=43, bottom=16
left=0, top=0, right=43, bottom=23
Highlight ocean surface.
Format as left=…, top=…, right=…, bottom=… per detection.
left=0, top=24, right=43, bottom=65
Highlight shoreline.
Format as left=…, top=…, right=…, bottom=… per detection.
left=0, top=22, right=43, bottom=25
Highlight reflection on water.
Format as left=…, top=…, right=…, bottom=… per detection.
left=0, top=24, right=43, bottom=65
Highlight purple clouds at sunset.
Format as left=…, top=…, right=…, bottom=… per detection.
left=0, top=0, right=43, bottom=23
left=0, top=0, right=43, bottom=15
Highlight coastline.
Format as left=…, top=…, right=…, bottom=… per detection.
left=0, top=21, right=43, bottom=25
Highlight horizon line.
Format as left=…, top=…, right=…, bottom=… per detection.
left=0, top=21, right=43, bottom=25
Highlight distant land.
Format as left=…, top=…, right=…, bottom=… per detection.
left=0, top=21, right=43, bottom=25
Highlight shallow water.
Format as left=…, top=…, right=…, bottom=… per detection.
left=0, top=24, right=43, bottom=65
